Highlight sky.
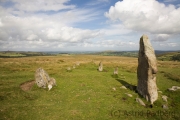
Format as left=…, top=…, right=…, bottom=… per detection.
left=0, top=0, right=180, bottom=51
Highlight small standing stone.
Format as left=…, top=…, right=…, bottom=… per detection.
left=67, top=67, right=71, bottom=72
left=76, top=62, right=80, bottom=66
left=98, top=61, right=103, bottom=72
left=73, top=65, right=76, bottom=69
left=113, top=66, right=118, bottom=75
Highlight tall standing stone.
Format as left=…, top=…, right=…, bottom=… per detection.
left=137, top=35, right=158, bottom=104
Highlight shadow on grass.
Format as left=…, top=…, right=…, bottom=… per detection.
left=111, top=74, right=119, bottom=78
left=115, top=79, right=154, bottom=108
left=115, top=79, right=162, bottom=108
left=116, top=78, right=137, bottom=92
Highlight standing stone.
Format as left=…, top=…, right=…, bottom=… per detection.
left=113, top=66, right=118, bottom=75
left=66, top=67, right=71, bottom=72
left=35, top=68, right=50, bottom=88
left=76, top=62, right=80, bottom=66
left=137, top=35, right=158, bottom=104
left=98, top=61, right=103, bottom=71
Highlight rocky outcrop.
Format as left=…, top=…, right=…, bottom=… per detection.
left=137, top=35, right=158, bottom=104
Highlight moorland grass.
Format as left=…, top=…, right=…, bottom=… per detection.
left=0, top=55, right=180, bottom=120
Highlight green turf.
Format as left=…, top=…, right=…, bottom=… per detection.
left=0, top=55, right=180, bottom=120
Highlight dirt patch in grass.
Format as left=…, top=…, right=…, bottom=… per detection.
left=20, top=80, right=35, bottom=91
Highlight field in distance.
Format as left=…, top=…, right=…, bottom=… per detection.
left=0, top=55, right=180, bottom=119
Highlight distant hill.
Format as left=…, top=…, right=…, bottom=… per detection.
left=155, top=50, right=180, bottom=55
left=156, top=51, right=180, bottom=61
left=1, top=50, right=180, bottom=61
left=92, top=51, right=138, bottom=57
left=91, top=50, right=180, bottom=61
left=0, top=51, right=52, bottom=58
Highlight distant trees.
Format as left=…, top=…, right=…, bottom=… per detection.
left=171, top=54, right=180, bottom=61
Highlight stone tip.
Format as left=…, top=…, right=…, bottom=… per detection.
left=141, top=34, right=148, bottom=39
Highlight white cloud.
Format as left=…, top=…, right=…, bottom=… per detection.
left=0, top=0, right=104, bottom=51
left=89, top=39, right=138, bottom=49
left=151, top=34, right=170, bottom=42
left=129, top=41, right=136, bottom=45
left=105, top=0, right=180, bottom=35
left=167, top=42, right=179, bottom=47
left=27, top=34, right=38, bottom=41
left=159, top=42, right=179, bottom=47
left=0, top=14, right=101, bottom=50
left=45, top=27, right=101, bottom=42
left=102, top=24, right=132, bottom=36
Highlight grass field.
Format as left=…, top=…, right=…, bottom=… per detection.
left=0, top=55, right=180, bottom=120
